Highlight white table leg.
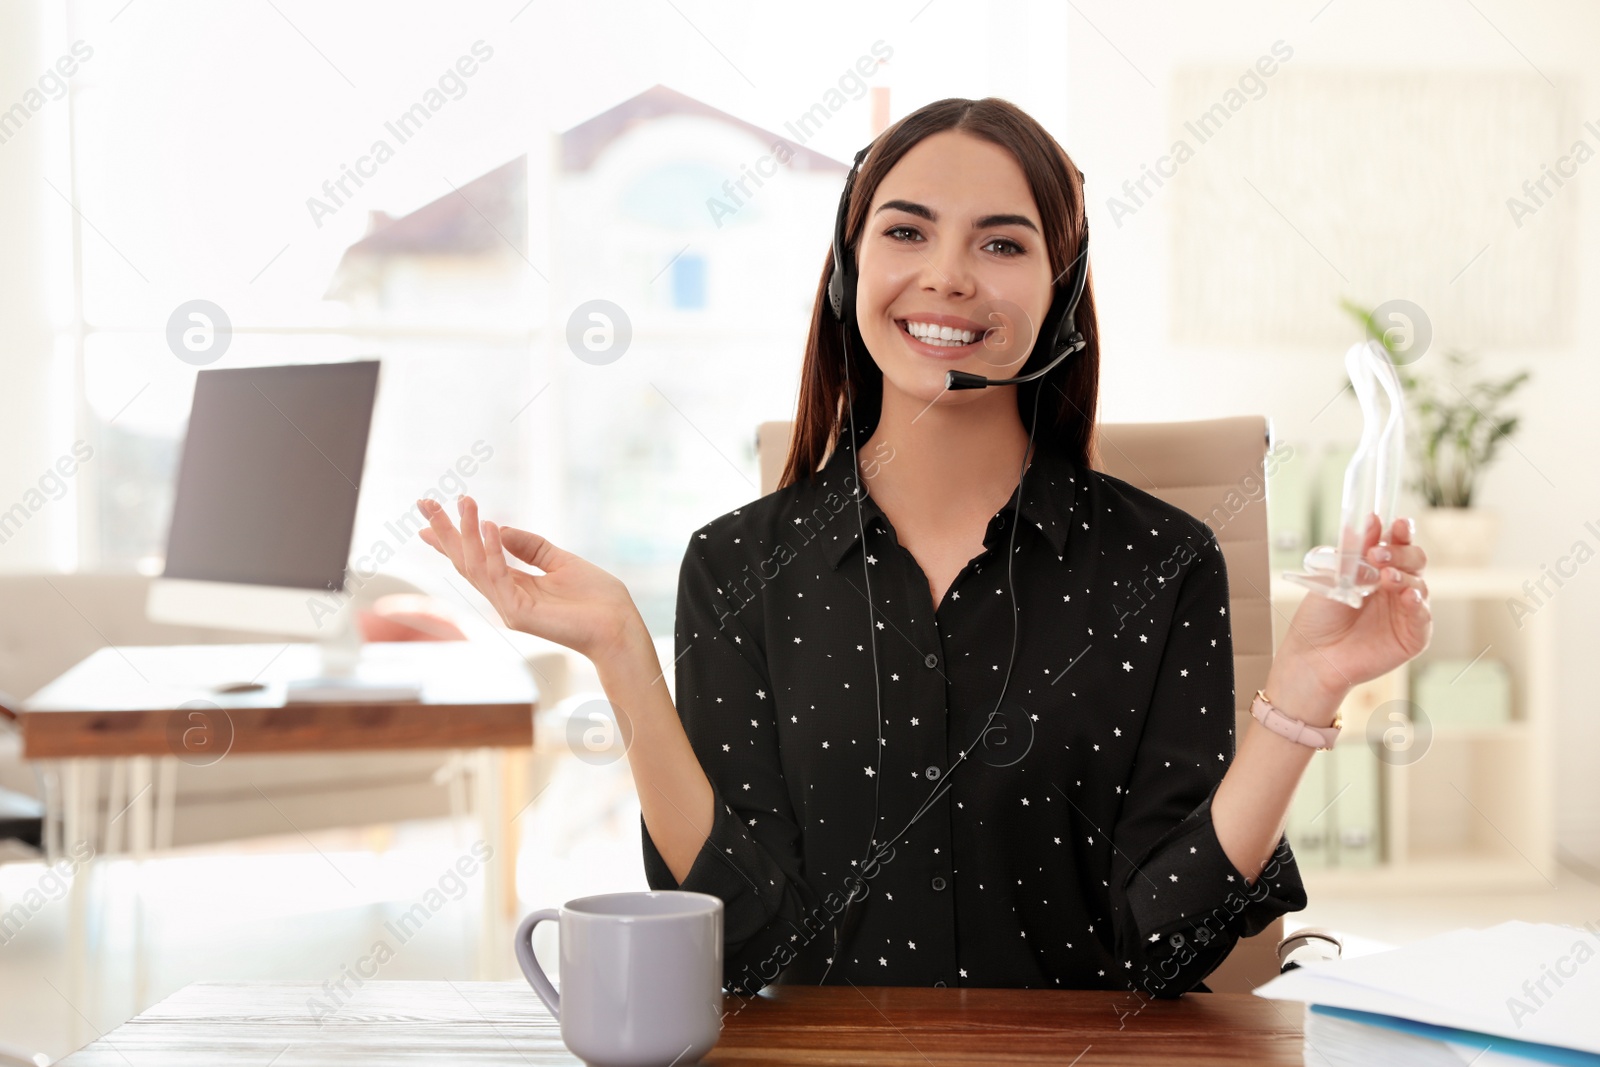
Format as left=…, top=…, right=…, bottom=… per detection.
left=61, top=759, right=94, bottom=1050
left=154, top=757, right=177, bottom=851
left=128, top=756, right=154, bottom=857
left=444, top=751, right=468, bottom=828
left=40, top=762, right=63, bottom=863
left=61, top=760, right=82, bottom=862
left=104, top=759, right=129, bottom=856
left=472, top=748, right=508, bottom=980
left=128, top=755, right=154, bottom=1013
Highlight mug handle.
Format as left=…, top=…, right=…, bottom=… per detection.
left=514, top=909, right=562, bottom=1019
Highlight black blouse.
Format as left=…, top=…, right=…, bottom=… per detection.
left=642, top=418, right=1306, bottom=998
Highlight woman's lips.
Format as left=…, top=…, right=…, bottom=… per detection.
left=896, top=319, right=984, bottom=361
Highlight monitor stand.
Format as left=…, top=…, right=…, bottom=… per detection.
left=284, top=608, right=423, bottom=703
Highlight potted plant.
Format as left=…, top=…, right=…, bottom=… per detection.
left=1339, top=301, right=1531, bottom=567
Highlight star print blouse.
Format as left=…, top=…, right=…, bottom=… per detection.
left=640, top=419, right=1307, bottom=998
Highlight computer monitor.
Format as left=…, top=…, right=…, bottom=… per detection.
left=147, top=360, right=381, bottom=639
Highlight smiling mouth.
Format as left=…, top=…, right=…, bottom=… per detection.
left=895, top=319, right=987, bottom=354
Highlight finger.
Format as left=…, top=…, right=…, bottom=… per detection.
left=1380, top=565, right=1428, bottom=603
left=480, top=520, right=519, bottom=595
left=472, top=520, right=520, bottom=625
left=1346, top=510, right=1382, bottom=557
left=499, top=527, right=564, bottom=572
left=458, top=495, right=488, bottom=580
left=1369, top=540, right=1427, bottom=575
left=417, top=498, right=465, bottom=570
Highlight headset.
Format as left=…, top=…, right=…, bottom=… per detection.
left=815, top=138, right=1090, bottom=980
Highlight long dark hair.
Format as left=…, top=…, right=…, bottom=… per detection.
left=777, top=97, right=1100, bottom=491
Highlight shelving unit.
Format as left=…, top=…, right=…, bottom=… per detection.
left=1269, top=566, right=1557, bottom=894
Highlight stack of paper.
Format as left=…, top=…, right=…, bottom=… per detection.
left=1255, top=920, right=1600, bottom=1065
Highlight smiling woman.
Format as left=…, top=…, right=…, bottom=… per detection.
left=420, top=96, right=1431, bottom=1004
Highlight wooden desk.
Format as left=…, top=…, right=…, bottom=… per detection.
left=18, top=641, right=536, bottom=863
left=18, top=642, right=538, bottom=1046
left=58, top=981, right=1306, bottom=1065
left=18, top=641, right=536, bottom=758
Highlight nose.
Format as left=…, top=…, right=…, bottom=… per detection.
left=917, top=238, right=975, bottom=302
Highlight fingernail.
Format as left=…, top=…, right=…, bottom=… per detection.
left=1373, top=546, right=1391, bottom=562
left=1405, top=516, right=1417, bottom=539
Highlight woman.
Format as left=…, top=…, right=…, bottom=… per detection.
left=418, top=97, right=1431, bottom=998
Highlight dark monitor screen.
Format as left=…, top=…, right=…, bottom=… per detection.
left=161, top=360, right=380, bottom=592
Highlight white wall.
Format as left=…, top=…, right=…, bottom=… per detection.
left=1066, top=0, right=1600, bottom=857
left=0, top=0, right=70, bottom=572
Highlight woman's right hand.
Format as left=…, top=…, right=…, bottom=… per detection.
left=417, top=495, right=642, bottom=662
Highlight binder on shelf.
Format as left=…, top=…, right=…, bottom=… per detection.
left=1265, top=438, right=1315, bottom=575
left=1286, top=744, right=1331, bottom=870
left=1412, top=657, right=1512, bottom=729
left=1329, top=742, right=1380, bottom=868
left=1285, top=726, right=1384, bottom=870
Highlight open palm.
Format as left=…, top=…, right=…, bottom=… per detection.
left=417, top=495, right=638, bottom=661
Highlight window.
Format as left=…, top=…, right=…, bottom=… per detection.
left=671, top=253, right=707, bottom=310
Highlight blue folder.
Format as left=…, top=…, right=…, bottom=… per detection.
left=1310, top=1004, right=1600, bottom=1065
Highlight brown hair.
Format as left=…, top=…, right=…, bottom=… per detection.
left=776, top=97, right=1100, bottom=492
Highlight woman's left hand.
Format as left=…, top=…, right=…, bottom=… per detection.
left=1280, top=512, right=1433, bottom=694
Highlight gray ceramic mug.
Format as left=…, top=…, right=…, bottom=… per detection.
left=515, top=890, right=724, bottom=1067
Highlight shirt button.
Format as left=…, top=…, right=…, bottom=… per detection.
left=931, top=876, right=947, bottom=891
left=924, top=765, right=941, bottom=781
left=924, top=653, right=938, bottom=669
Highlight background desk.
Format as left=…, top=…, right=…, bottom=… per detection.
left=17, top=641, right=538, bottom=1046
left=57, top=980, right=1306, bottom=1065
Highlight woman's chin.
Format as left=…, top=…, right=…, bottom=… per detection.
left=882, top=362, right=989, bottom=406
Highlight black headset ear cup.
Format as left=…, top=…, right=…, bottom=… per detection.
left=828, top=145, right=872, bottom=325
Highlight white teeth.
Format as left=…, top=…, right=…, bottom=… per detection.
left=902, top=320, right=977, bottom=346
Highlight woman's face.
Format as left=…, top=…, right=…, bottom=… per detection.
left=854, top=130, right=1057, bottom=407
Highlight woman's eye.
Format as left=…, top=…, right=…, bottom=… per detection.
left=883, top=226, right=1023, bottom=257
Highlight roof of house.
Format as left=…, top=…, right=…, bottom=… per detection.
left=333, top=83, right=847, bottom=264
left=344, top=155, right=528, bottom=259
left=560, top=83, right=848, bottom=174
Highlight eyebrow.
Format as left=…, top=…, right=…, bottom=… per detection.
left=872, top=198, right=1040, bottom=235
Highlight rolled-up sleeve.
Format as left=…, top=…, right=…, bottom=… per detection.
left=640, top=529, right=828, bottom=994
left=1106, top=526, right=1307, bottom=998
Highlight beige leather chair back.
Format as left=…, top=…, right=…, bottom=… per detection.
left=756, top=416, right=1283, bottom=992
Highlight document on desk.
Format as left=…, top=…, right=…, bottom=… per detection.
left=1255, top=920, right=1600, bottom=1064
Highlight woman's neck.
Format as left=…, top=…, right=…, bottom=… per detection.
left=860, top=383, right=1035, bottom=525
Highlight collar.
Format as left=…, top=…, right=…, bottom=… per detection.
left=809, top=421, right=1079, bottom=571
